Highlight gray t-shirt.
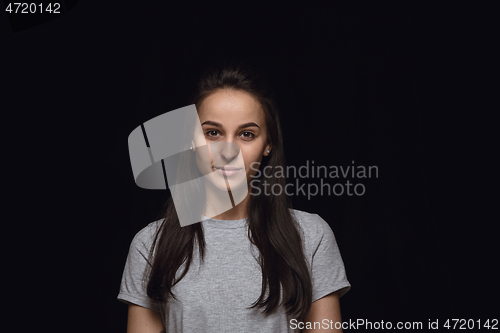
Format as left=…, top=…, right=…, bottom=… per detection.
left=117, top=209, right=351, bottom=332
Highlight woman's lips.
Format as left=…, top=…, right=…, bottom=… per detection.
left=214, top=166, right=242, bottom=176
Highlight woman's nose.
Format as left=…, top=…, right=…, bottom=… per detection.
left=219, top=142, right=240, bottom=162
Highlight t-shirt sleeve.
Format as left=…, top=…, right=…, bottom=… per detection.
left=310, top=214, right=351, bottom=302
left=117, top=224, right=161, bottom=312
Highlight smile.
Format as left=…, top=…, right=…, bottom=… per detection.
left=214, top=166, right=242, bottom=176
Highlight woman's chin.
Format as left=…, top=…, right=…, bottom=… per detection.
left=210, top=180, right=246, bottom=192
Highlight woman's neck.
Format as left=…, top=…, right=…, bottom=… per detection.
left=206, top=192, right=249, bottom=220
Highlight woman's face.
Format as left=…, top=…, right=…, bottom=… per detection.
left=193, top=89, right=271, bottom=193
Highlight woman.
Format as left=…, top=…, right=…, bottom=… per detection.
left=118, top=62, right=351, bottom=332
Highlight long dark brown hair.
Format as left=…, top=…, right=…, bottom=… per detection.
left=145, top=62, right=312, bottom=320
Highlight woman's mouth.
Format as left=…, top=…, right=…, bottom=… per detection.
left=214, top=166, right=242, bottom=176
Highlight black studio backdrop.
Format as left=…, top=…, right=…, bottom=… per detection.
left=3, top=1, right=497, bottom=332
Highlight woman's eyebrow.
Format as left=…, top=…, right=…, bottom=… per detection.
left=201, top=121, right=261, bottom=129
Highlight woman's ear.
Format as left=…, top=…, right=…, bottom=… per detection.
left=264, top=144, right=272, bottom=156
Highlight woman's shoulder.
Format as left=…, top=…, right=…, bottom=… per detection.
left=129, top=218, right=163, bottom=249
left=288, top=208, right=333, bottom=245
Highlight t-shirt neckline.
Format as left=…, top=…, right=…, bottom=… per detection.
left=201, top=215, right=248, bottom=229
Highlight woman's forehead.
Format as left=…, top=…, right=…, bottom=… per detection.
left=198, top=89, right=265, bottom=126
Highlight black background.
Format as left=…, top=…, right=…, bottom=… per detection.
left=2, top=1, right=497, bottom=332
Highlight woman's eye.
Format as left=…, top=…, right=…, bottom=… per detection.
left=206, top=130, right=220, bottom=138
left=205, top=130, right=254, bottom=140
left=240, top=131, right=255, bottom=140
